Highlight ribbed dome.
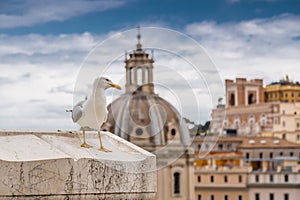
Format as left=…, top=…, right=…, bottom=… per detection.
left=102, top=85, right=190, bottom=147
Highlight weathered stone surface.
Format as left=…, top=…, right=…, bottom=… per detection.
left=0, top=131, right=156, bottom=199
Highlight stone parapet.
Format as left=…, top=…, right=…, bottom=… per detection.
left=0, top=130, right=157, bottom=199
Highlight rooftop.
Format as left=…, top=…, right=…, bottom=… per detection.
left=267, top=75, right=300, bottom=87
left=196, top=151, right=244, bottom=159
left=193, top=136, right=300, bottom=149
left=238, top=137, right=300, bottom=149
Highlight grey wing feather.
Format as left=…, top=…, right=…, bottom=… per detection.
left=72, top=100, right=85, bottom=122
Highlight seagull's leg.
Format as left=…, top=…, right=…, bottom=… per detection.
left=80, top=128, right=92, bottom=148
left=98, top=130, right=111, bottom=152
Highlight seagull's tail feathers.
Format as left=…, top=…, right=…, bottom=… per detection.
left=66, top=109, right=73, bottom=113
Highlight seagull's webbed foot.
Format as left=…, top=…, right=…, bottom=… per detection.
left=81, top=143, right=93, bottom=148
left=98, top=146, right=112, bottom=152
left=80, top=129, right=92, bottom=148
left=97, top=130, right=112, bottom=152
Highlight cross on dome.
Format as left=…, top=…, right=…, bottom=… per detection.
left=136, top=26, right=142, bottom=50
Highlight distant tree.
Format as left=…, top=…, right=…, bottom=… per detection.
left=183, top=117, right=194, bottom=124
left=196, top=125, right=203, bottom=136
left=218, top=97, right=223, bottom=104
left=196, top=121, right=210, bottom=136
left=203, top=121, right=210, bottom=131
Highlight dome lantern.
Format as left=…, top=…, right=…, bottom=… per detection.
left=125, top=27, right=154, bottom=94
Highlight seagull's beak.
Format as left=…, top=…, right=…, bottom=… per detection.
left=109, top=83, right=122, bottom=90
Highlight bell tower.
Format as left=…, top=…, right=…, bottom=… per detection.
left=125, top=27, right=154, bottom=94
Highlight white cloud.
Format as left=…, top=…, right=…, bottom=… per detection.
left=0, top=28, right=219, bottom=130
left=1, top=14, right=300, bottom=130
left=0, top=0, right=126, bottom=28
left=185, top=14, right=300, bottom=84
left=0, top=32, right=101, bottom=130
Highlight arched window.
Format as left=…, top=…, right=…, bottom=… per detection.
left=235, top=120, right=239, bottom=128
left=224, top=120, right=228, bottom=128
left=248, top=93, right=254, bottom=104
left=171, top=128, right=176, bottom=136
left=229, top=93, right=235, bottom=106
left=284, top=174, right=289, bottom=182
left=147, top=68, right=151, bottom=83
left=137, top=67, right=143, bottom=85
left=144, top=68, right=149, bottom=84
left=234, top=115, right=240, bottom=128
left=129, top=67, right=133, bottom=84
left=261, top=114, right=266, bottom=126
left=173, top=172, right=180, bottom=195
left=249, top=115, right=255, bottom=125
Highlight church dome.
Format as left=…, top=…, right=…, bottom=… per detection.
left=102, top=29, right=190, bottom=148
left=103, top=86, right=190, bottom=147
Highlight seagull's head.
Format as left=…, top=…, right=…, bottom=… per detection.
left=93, top=77, right=122, bottom=90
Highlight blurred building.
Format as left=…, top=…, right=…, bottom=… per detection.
left=211, top=78, right=266, bottom=136
left=226, top=78, right=265, bottom=107
left=210, top=77, right=300, bottom=144
left=265, top=75, right=300, bottom=103
left=194, top=151, right=248, bottom=200
left=192, top=136, right=300, bottom=200
left=102, top=32, right=194, bottom=200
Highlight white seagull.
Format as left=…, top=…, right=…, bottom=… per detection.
left=70, top=77, right=121, bottom=152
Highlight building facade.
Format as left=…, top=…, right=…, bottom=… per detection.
left=210, top=78, right=300, bottom=144
left=194, top=151, right=248, bottom=200
left=265, top=75, right=300, bottom=103
left=193, top=136, right=300, bottom=200
left=226, top=78, right=264, bottom=107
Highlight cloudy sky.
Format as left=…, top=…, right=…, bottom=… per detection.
left=0, top=0, right=300, bottom=130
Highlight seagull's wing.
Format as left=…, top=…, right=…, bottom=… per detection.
left=72, top=100, right=86, bottom=123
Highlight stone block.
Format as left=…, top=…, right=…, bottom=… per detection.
left=0, top=131, right=157, bottom=199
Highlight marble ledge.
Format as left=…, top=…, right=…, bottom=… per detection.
left=0, top=130, right=157, bottom=199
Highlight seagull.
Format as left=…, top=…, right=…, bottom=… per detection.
left=69, top=77, right=121, bottom=152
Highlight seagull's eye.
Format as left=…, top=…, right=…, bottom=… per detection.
left=105, top=78, right=109, bottom=82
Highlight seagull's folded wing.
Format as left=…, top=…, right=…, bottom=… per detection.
left=72, top=103, right=84, bottom=122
